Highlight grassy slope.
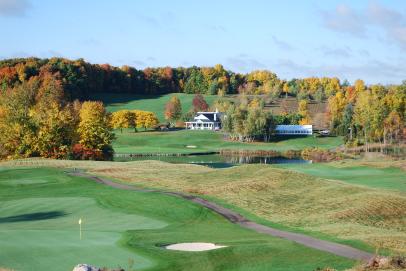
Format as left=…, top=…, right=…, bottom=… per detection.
left=276, top=160, right=406, bottom=192
left=89, top=93, right=342, bottom=154
left=113, top=130, right=343, bottom=154
left=2, top=159, right=405, bottom=256
left=90, top=93, right=219, bottom=121
left=0, top=166, right=355, bottom=271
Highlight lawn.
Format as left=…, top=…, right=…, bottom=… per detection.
left=89, top=93, right=219, bottom=121
left=0, top=166, right=356, bottom=271
left=276, top=161, right=406, bottom=192
left=113, top=129, right=343, bottom=154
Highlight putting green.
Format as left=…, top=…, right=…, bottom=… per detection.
left=0, top=197, right=166, bottom=270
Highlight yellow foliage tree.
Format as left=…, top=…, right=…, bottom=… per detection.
left=78, top=101, right=114, bottom=152
left=111, top=110, right=135, bottom=133
left=133, top=110, right=159, bottom=130
left=298, top=99, right=311, bottom=125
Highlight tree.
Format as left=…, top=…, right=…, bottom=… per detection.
left=282, top=82, right=289, bottom=98
left=384, top=111, right=402, bottom=144
left=111, top=110, right=135, bottom=133
left=77, top=101, right=114, bottom=160
left=298, top=99, right=311, bottom=125
left=164, top=95, right=182, bottom=125
left=354, top=79, right=365, bottom=95
left=134, top=110, right=159, bottom=130
left=184, top=69, right=207, bottom=94
left=192, top=94, right=209, bottom=112
left=342, top=103, right=354, bottom=141
left=314, top=87, right=325, bottom=102
left=327, top=91, right=347, bottom=133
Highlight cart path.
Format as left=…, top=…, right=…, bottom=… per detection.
left=70, top=171, right=373, bottom=261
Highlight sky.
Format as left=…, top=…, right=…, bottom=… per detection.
left=1, top=0, right=406, bottom=84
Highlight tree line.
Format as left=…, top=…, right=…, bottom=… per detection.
left=0, top=57, right=404, bottom=157
left=0, top=57, right=373, bottom=100
left=326, top=80, right=405, bottom=149
left=0, top=75, right=114, bottom=160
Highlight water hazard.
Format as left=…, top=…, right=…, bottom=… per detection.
left=114, top=154, right=311, bottom=168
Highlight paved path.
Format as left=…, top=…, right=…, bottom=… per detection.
left=70, top=171, right=373, bottom=261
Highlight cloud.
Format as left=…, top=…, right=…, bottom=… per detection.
left=0, top=0, right=30, bottom=17
left=358, top=49, right=370, bottom=57
left=208, top=25, right=227, bottom=32
left=225, top=55, right=266, bottom=72
left=321, top=4, right=366, bottom=37
left=321, top=2, right=406, bottom=50
left=367, top=1, right=401, bottom=27
left=367, top=1, right=406, bottom=50
left=320, top=46, right=352, bottom=58
left=272, top=36, right=294, bottom=51
left=132, top=60, right=147, bottom=67
left=276, top=58, right=406, bottom=84
left=40, top=50, right=63, bottom=58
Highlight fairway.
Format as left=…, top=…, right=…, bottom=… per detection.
left=113, top=129, right=343, bottom=154
left=0, top=167, right=357, bottom=271
left=276, top=162, right=406, bottom=192
left=90, top=93, right=219, bottom=121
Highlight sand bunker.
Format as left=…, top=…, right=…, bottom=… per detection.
left=165, top=242, right=227, bottom=251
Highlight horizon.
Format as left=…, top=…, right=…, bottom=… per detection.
left=1, top=0, right=406, bottom=84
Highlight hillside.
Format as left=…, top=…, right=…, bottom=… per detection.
left=91, top=93, right=330, bottom=128
left=90, top=93, right=219, bottom=121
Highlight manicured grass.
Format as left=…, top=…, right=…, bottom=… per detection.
left=0, top=167, right=356, bottom=271
left=113, top=129, right=343, bottom=154
left=90, top=93, right=219, bottom=121
left=276, top=162, right=406, bottom=192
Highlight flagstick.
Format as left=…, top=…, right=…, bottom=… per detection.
left=79, top=218, right=82, bottom=240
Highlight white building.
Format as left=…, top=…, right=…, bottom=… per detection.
left=185, top=110, right=222, bottom=130
left=275, top=125, right=313, bottom=135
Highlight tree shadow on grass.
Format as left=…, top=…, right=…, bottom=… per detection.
left=0, top=211, right=68, bottom=223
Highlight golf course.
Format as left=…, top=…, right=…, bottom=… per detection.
left=1, top=157, right=405, bottom=270
left=0, top=165, right=358, bottom=271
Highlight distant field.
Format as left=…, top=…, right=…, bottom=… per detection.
left=113, top=129, right=343, bottom=154
left=277, top=161, right=406, bottom=192
left=0, top=166, right=355, bottom=271
left=89, top=93, right=219, bottom=121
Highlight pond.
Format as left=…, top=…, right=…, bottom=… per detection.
left=114, top=154, right=311, bottom=168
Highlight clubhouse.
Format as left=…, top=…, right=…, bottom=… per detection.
left=185, top=110, right=222, bottom=131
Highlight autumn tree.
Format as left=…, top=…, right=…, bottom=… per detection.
left=192, top=94, right=209, bottom=112
left=298, top=99, right=311, bottom=125
left=327, top=91, right=347, bottom=133
left=111, top=110, right=135, bottom=133
left=164, top=95, right=182, bottom=125
left=77, top=101, right=115, bottom=160
left=134, top=110, right=159, bottom=130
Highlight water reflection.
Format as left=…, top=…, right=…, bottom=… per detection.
left=115, top=154, right=311, bottom=168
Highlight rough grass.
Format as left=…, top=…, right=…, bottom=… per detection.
left=113, top=129, right=343, bottom=154
left=2, top=158, right=405, bottom=255
left=0, top=165, right=356, bottom=271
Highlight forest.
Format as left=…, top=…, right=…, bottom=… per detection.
left=0, top=57, right=405, bottom=159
